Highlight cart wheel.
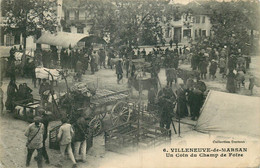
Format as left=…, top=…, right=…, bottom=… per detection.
left=89, top=117, right=103, bottom=137
left=110, top=101, right=130, bottom=126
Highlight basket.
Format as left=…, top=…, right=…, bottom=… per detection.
left=49, top=125, right=61, bottom=150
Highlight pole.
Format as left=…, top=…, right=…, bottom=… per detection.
left=137, top=72, right=142, bottom=147
left=178, top=116, right=181, bottom=137
left=171, top=119, right=177, bottom=134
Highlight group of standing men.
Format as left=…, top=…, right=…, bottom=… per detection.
left=25, top=109, right=91, bottom=168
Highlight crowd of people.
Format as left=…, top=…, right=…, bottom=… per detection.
left=1, top=35, right=257, bottom=168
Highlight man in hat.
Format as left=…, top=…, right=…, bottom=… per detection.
left=73, top=117, right=89, bottom=163
left=188, top=86, right=204, bottom=120
left=34, top=108, right=51, bottom=164
left=176, top=84, right=188, bottom=118
left=219, top=57, right=226, bottom=78
left=157, top=86, right=176, bottom=130
left=199, top=57, right=208, bottom=80
left=116, top=60, right=123, bottom=84
left=39, top=79, right=51, bottom=107
left=209, top=59, right=218, bottom=80
left=58, top=117, right=77, bottom=168
left=25, top=116, right=44, bottom=168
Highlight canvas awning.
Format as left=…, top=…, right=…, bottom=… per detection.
left=195, top=90, right=260, bottom=137
left=36, top=32, right=106, bottom=48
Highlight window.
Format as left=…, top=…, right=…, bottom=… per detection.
left=69, top=10, right=75, bottom=20
left=77, top=27, right=84, bottom=34
left=192, top=17, right=195, bottom=23
left=199, top=29, right=202, bottom=36
left=202, top=16, right=205, bottom=23
left=66, top=11, right=70, bottom=20
left=63, top=27, right=71, bottom=32
left=79, top=10, right=85, bottom=20
left=202, top=30, right=206, bottom=37
left=14, top=33, right=21, bottom=45
left=195, top=29, right=197, bottom=38
left=183, top=29, right=191, bottom=37
left=75, top=10, right=79, bottom=20
left=196, top=16, right=200, bottom=23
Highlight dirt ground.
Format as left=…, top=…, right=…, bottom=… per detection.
left=0, top=55, right=259, bottom=168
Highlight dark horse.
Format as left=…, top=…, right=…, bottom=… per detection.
left=128, top=76, right=158, bottom=92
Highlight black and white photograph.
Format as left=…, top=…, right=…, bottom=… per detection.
left=0, top=0, right=259, bottom=167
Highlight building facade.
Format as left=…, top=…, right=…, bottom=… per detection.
left=161, top=13, right=212, bottom=45
left=58, top=0, right=213, bottom=46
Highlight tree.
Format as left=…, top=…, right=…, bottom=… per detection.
left=193, top=0, right=260, bottom=54
left=2, top=0, right=58, bottom=49
left=84, top=1, right=174, bottom=48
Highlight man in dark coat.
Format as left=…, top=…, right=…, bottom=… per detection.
left=209, top=60, right=218, bottom=80
left=73, top=117, right=89, bottom=163
left=75, top=60, right=83, bottom=82
left=199, top=58, right=208, bottom=79
left=173, top=55, right=179, bottom=69
left=7, top=53, right=16, bottom=81
left=188, top=87, right=204, bottom=120
left=39, top=79, right=51, bottom=107
left=148, top=86, right=157, bottom=111
left=228, top=55, right=237, bottom=71
left=90, top=55, right=96, bottom=74
left=116, top=60, right=123, bottom=84
left=5, top=79, right=18, bottom=112
left=166, top=68, right=177, bottom=87
left=157, top=86, right=176, bottom=130
left=17, top=83, right=33, bottom=103
left=169, top=39, right=173, bottom=48
left=176, top=84, right=188, bottom=118
left=125, top=57, right=130, bottom=78
left=226, top=71, right=236, bottom=93
left=98, top=49, right=106, bottom=69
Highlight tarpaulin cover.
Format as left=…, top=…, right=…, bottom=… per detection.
left=195, top=90, right=260, bottom=137
left=35, top=67, right=61, bottom=80
left=36, top=32, right=105, bottom=48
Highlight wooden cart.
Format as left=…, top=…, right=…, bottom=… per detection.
left=13, top=99, right=41, bottom=122
left=88, top=89, right=131, bottom=136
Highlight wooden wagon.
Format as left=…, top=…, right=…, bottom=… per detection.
left=13, top=99, right=41, bottom=122
left=88, top=89, right=131, bottom=136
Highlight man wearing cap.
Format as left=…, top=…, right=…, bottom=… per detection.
left=157, top=86, right=176, bottom=130
left=39, top=79, right=51, bottom=107
left=209, top=59, right=218, bottom=80
left=25, top=116, right=44, bottom=168
left=58, top=117, right=77, bottom=168
left=73, top=117, right=89, bottom=163
left=35, top=108, right=51, bottom=164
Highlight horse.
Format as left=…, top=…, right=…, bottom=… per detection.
left=128, top=76, right=158, bottom=92
left=177, top=69, right=200, bottom=84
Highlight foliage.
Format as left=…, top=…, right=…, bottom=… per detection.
left=2, top=0, right=58, bottom=48
left=182, top=0, right=259, bottom=53
left=81, top=1, right=183, bottom=47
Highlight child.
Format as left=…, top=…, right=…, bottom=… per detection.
left=249, top=75, right=255, bottom=95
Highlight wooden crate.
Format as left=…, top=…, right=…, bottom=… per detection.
left=49, top=125, right=61, bottom=150
left=104, top=122, right=171, bottom=153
